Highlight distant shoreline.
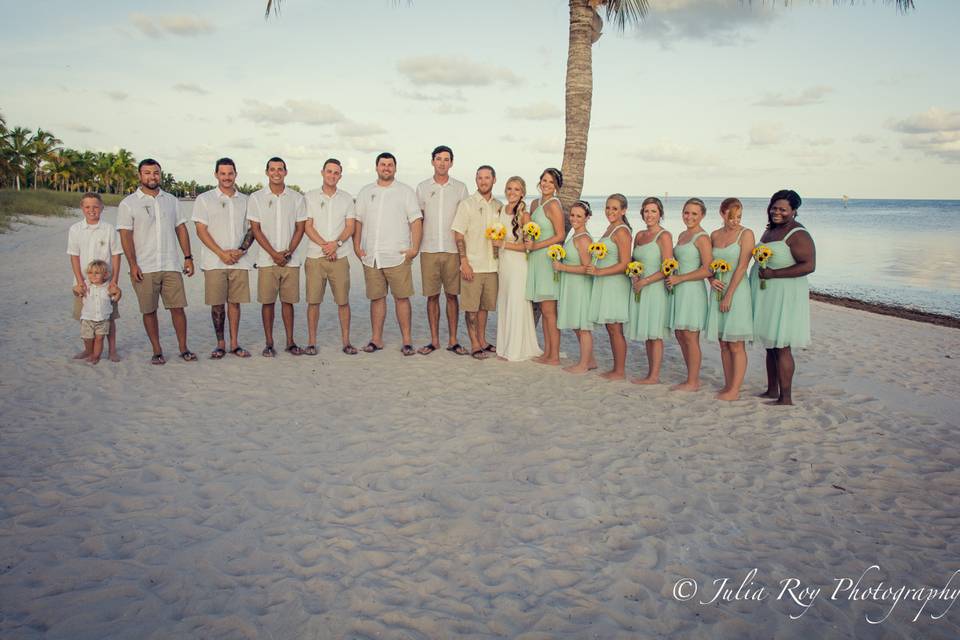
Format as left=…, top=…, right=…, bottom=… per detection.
left=811, top=291, right=960, bottom=329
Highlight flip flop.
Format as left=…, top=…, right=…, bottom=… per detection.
left=471, top=349, right=489, bottom=360
left=483, top=344, right=496, bottom=353
left=151, top=353, right=166, bottom=365
left=231, top=346, right=251, bottom=358
left=342, top=344, right=358, bottom=355
left=210, top=347, right=226, bottom=360
left=401, top=344, right=416, bottom=357
left=180, top=350, right=198, bottom=362
left=303, top=345, right=318, bottom=356
left=285, top=344, right=303, bottom=356
left=418, top=343, right=438, bottom=355
left=362, top=342, right=383, bottom=353
left=445, top=343, right=468, bottom=356
left=262, top=344, right=276, bottom=358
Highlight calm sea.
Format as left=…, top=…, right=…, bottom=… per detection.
left=578, top=197, right=960, bottom=319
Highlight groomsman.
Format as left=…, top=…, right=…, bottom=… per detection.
left=303, top=158, right=357, bottom=355
left=451, top=165, right=501, bottom=359
left=353, top=152, right=422, bottom=355
left=117, top=158, right=196, bottom=364
left=192, top=157, right=254, bottom=359
left=416, top=145, right=469, bottom=355
left=247, top=157, right=307, bottom=357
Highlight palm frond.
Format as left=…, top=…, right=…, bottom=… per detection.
left=747, top=1, right=914, bottom=11
left=265, top=0, right=280, bottom=19
left=601, top=0, right=650, bottom=32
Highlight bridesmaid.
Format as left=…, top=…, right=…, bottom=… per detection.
left=524, top=168, right=566, bottom=366
left=585, top=194, right=633, bottom=381
left=665, top=197, right=712, bottom=391
left=626, top=196, right=673, bottom=385
left=751, top=189, right=815, bottom=405
left=705, top=198, right=755, bottom=401
left=553, top=200, right=596, bottom=373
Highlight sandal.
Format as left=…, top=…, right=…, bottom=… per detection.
left=231, top=346, right=251, bottom=358
left=262, top=344, right=276, bottom=358
left=180, top=350, right=198, bottom=362
left=483, top=344, right=496, bottom=353
left=401, top=344, right=416, bottom=357
left=418, top=343, right=438, bottom=355
left=471, top=349, right=489, bottom=360
left=445, top=343, right=468, bottom=356
left=362, top=342, right=383, bottom=353
left=303, top=345, right=318, bottom=356
left=151, top=353, right=166, bottom=365
left=342, top=344, right=358, bottom=355
left=210, top=347, right=226, bottom=360
left=285, top=343, right=303, bottom=356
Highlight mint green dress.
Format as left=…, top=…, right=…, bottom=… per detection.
left=557, top=232, right=594, bottom=331
left=589, top=225, right=631, bottom=324
left=749, top=226, right=811, bottom=349
left=626, top=229, right=669, bottom=341
left=525, top=198, right=561, bottom=302
left=706, top=229, right=754, bottom=342
left=668, top=231, right=708, bottom=332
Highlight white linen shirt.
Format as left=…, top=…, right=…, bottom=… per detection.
left=450, top=192, right=504, bottom=274
left=304, top=187, right=355, bottom=260
left=354, top=181, right=422, bottom=269
left=66, top=220, right=122, bottom=280
left=191, top=187, right=253, bottom=271
left=80, top=283, right=115, bottom=322
left=246, top=187, right=308, bottom=268
left=416, top=176, right=469, bottom=254
left=116, top=188, right=187, bottom=274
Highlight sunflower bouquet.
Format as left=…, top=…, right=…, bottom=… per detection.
left=661, top=258, right=679, bottom=295
left=522, top=221, right=542, bottom=260
left=626, top=261, right=644, bottom=301
left=547, top=244, right=566, bottom=281
left=588, top=242, right=608, bottom=265
left=709, top=258, right=732, bottom=303
left=486, top=223, right=507, bottom=258
left=752, top=245, right=773, bottom=289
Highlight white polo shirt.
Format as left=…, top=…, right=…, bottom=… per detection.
left=450, top=191, right=504, bottom=274
left=416, top=176, right=469, bottom=254
left=80, top=283, right=115, bottom=322
left=354, top=181, right=422, bottom=270
left=116, top=188, right=187, bottom=274
left=246, top=187, right=308, bottom=268
left=66, top=219, right=123, bottom=280
left=191, top=187, right=253, bottom=271
left=304, top=187, right=356, bottom=260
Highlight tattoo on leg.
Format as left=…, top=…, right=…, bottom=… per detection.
left=212, top=305, right=226, bottom=341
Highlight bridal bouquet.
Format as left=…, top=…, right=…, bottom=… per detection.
left=486, top=223, right=506, bottom=258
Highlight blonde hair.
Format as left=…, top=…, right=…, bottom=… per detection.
left=505, top=176, right=527, bottom=240
left=86, top=259, right=109, bottom=276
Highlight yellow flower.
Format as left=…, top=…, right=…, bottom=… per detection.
left=485, top=223, right=506, bottom=241
left=752, top=245, right=773, bottom=263
left=625, top=261, right=644, bottom=277
left=710, top=258, right=731, bottom=274
left=660, top=258, right=679, bottom=276
left=588, top=242, right=607, bottom=261
left=547, top=244, right=566, bottom=261
left=523, top=221, right=541, bottom=240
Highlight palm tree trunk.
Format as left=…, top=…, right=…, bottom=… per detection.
left=560, top=0, right=595, bottom=224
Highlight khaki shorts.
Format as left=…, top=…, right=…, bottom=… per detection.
left=131, top=271, right=187, bottom=314
left=305, top=256, right=350, bottom=306
left=72, top=295, right=119, bottom=321
left=363, top=262, right=414, bottom=300
left=80, top=319, right=110, bottom=339
left=420, top=252, right=460, bottom=297
left=257, top=265, right=300, bottom=304
left=204, top=269, right=251, bottom=305
left=460, top=272, right=498, bottom=312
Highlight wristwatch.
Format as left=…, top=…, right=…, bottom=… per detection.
left=336, top=240, right=343, bottom=247
left=184, top=255, right=193, bottom=260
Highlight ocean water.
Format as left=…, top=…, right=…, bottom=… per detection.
left=576, top=196, right=960, bottom=319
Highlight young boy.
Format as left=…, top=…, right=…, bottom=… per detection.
left=67, top=192, right=123, bottom=361
left=79, top=260, right=122, bottom=364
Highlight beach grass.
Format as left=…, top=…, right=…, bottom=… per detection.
left=0, top=189, right=124, bottom=232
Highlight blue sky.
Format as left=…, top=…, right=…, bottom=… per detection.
left=2, top=0, right=958, bottom=199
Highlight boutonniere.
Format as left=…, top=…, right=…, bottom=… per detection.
left=430, top=190, right=437, bottom=198
left=143, top=205, right=153, bottom=217
left=268, top=199, right=274, bottom=208
left=370, top=194, right=376, bottom=202
left=320, top=201, right=326, bottom=209
left=221, top=201, right=227, bottom=209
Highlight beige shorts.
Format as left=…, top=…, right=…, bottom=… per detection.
left=72, top=295, right=119, bottom=321
left=80, top=319, right=110, bottom=339
left=420, top=252, right=460, bottom=297
left=305, top=256, right=350, bottom=306
left=204, top=269, right=251, bottom=305
left=131, top=271, right=187, bottom=314
left=363, top=262, right=414, bottom=300
left=257, top=265, right=300, bottom=304
left=460, top=272, right=498, bottom=312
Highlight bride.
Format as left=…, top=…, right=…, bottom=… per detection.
left=493, top=176, right=543, bottom=361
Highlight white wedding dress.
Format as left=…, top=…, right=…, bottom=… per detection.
left=495, top=209, right=543, bottom=361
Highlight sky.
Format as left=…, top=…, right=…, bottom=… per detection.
left=2, top=0, right=958, bottom=199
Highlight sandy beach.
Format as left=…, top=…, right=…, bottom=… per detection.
left=1, top=208, right=959, bottom=639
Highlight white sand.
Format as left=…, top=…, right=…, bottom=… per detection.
left=1, top=209, right=959, bottom=639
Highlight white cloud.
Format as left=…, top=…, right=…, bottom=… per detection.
left=804, top=137, right=834, bottom=147
left=241, top=100, right=345, bottom=126
left=634, top=0, right=778, bottom=48
left=889, top=107, right=960, bottom=134
left=397, top=56, right=518, bottom=87
left=106, top=91, right=128, bottom=102
left=394, top=88, right=466, bottom=103
left=436, top=103, right=469, bottom=115
left=506, top=101, right=563, bottom=121
left=852, top=134, right=878, bottom=144
left=130, top=13, right=214, bottom=38
left=632, top=141, right=715, bottom=165
left=64, top=123, right=95, bottom=134
left=749, top=122, right=786, bottom=147
left=173, top=83, right=209, bottom=95
left=754, top=85, right=833, bottom=108
left=889, top=108, right=960, bottom=163
left=529, top=137, right=562, bottom=155
left=335, top=122, right=387, bottom=138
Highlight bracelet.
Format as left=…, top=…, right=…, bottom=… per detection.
left=184, top=255, right=193, bottom=260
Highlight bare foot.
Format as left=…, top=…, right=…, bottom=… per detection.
left=588, top=360, right=598, bottom=370
left=716, top=390, right=740, bottom=401
left=599, top=370, right=625, bottom=380
left=670, top=381, right=700, bottom=392
left=73, top=350, right=90, bottom=360
left=87, top=356, right=100, bottom=365
left=766, top=398, right=793, bottom=406
left=109, top=352, right=121, bottom=363
left=496, top=355, right=508, bottom=361
left=537, top=358, right=561, bottom=366
left=756, top=390, right=778, bottom=399
left=631, top=376, right=659, bottom=385
left=563, top=364, right=590, bottom=374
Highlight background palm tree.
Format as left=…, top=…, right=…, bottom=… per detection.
left=5, top=126, right=33, bottom=191
left=29, top=128, right=63, bottom=189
